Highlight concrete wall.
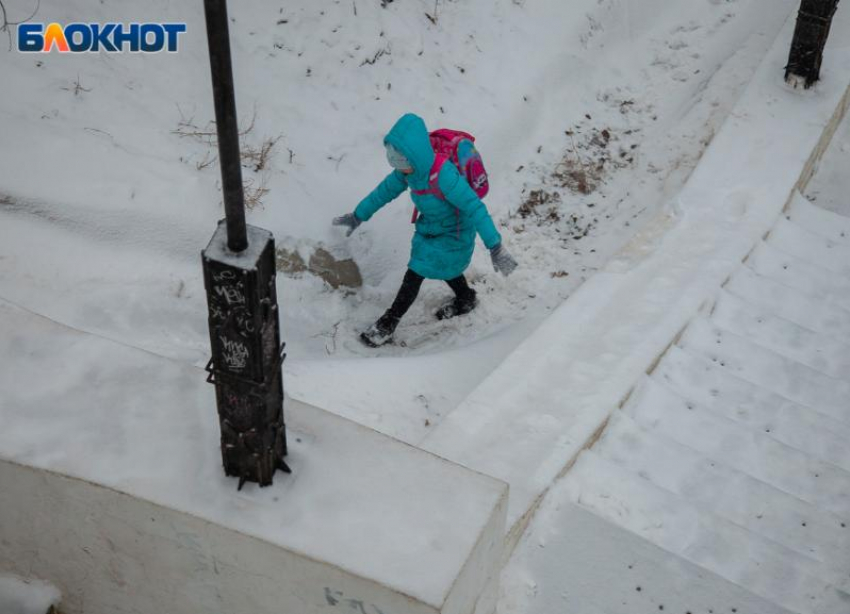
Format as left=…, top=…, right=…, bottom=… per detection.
left=0, top=459, right=443, bottom=614
left=0, top=296, right=508, bottom=614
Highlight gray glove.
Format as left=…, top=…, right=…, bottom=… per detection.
left=333, top=212, right=362, bottom=237
left=490, top=243, right=518, bottom=276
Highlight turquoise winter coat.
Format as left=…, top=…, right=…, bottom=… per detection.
left=354, top=114, right=502, bottom=281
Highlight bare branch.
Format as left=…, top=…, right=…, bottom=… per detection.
left=60, top=73, right=92, bottom=97
left=0, top=0, right=41, bottom=51
left=196, top=150, right=217, bottom=171
left=243, top=174, right=270, bottom=210
left=242, top=135, right=281, bottom=172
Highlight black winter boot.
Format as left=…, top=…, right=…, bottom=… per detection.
left=435, top=289, right=478, bottom=321
left=360, top=313, right=399, bottom=347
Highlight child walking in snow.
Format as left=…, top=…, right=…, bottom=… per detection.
left=334, top=113, right=517, bottom=347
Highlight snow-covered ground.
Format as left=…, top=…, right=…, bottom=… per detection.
left=3, top=1, right=850, bottom=613
left=0, top=574, right=60, bottom=614
left=0, top=0, right=797, bottom=443
left=805, top=104, right=850, bottom=218
left=498, top=72, right=850, bottom=614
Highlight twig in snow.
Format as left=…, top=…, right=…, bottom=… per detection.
left=242, top=135, right=282, bottom=172
left=61, top=73, right=92, bottom=97
left=172, top=103, right=258, bottom=143
left=83, top=127, right=113, bottom=140
left=327, top=321, right=340, bottom=354
left=425, top=0, right=440, bottom=24
left=310, top=321, right=341, bottom=355
left=327, top=153, right=347, bottom=171
left=243, top=174, right=270, bottom=210
left=0, top=0, right=39, bottom=51
left=196, top=150, right=217, bottom=171
left=360, top=46, right=390, bottom=67
left=565, top=130, right=591, bottom=194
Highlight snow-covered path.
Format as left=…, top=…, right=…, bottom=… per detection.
left=3, top=2, right=850, bottom=612
left=0, top=0, right=798, bottom=444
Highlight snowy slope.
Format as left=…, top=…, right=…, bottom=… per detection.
left=0, top=0, right=797, bottom=442
left=1, top=2, right=849, bottom=612
left=0, top=575, right=60, bottom=614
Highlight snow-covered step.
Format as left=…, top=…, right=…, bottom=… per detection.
left=653, top=346, right=850, bottom=472
left=725, top=267, right=850, bottom=341
left=624, top=376, right=850, bottom=517
left=710, top=290, right=850, bottom=379
left=563, top=451, right=849, bottom=614
left=765, top=216, right=850, bottom=277
left=595, top=411, right=850, bottom=573
left=680, top=317, right=850, bottom=423
left=505, top=498, right=797, bottom=614
left=744, top=241, right=850, bottom=312
left=786, top=192, right=850, bottom=248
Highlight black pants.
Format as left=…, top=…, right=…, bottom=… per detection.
left=384, top=269, right=475, bottom=322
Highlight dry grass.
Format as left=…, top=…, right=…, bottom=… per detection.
left=242, top=135, right=282, bottom=172
left=243, top=175, right=270, bottom=211
left=517, top=189, right=561, bottom=219
left=173, top=105, right=281, bottom=210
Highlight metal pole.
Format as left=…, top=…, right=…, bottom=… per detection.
left=785, top=0, right=841, bottom=88
left=203, top=0, right=248, bottom=252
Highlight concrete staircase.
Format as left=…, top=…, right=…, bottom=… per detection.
left=501, top=497, right=800, bottom=614
left=560, top=198, right=850, bottom=614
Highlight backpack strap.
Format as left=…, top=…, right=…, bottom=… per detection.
left=410, top=154, right=449, bottom=223
left=411, top=154, right=449, bottom=199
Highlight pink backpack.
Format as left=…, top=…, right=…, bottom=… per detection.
left=410, top=129, right=489, bottom=223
